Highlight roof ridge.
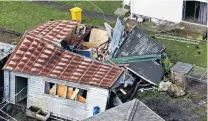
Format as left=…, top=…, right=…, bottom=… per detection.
left=125, top=99, right=139, bottom=121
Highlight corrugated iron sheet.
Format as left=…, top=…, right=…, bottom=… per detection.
left=128, top=61, right=164, bottom=85
left=116, top=26, right=165, bottom=58
left=171, top=61, right=193, bottom=74
left=4, top=20, right=122, bottom=88
left=25, top=20, right=78, bottom=43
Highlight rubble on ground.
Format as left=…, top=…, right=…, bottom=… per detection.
left=167, top=84, right=186, bottom=98
left=158, top=81, right=172, bottom=92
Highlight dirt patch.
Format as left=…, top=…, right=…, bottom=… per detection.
left=0, top=32, right=20, bottom=44
left=137, top=91, right=207, bottom=121
left=186, top=81, right=207, bottom=96
left=136, top=20, right=207, bottom=40
left=0, top=27, right=22, bottom=44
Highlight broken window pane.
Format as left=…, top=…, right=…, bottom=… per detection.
left=76, top=89, right=87, bottom=103
left=45, top=82, right=56, bottom=95
left=45, top=83, right=87, bottom=103
left=66, top=86, right=87, bottom=103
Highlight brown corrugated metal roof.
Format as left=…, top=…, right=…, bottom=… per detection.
left=4, top=20, right=122, bottom=88
left=25, top=20, right=78, bottom=43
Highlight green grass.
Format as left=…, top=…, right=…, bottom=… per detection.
left=156, top=39, right=207, bottom=68
left=0, top=1, right=106, bottom=32
left=138, top=24, right=207, bottom=68
left=58, top=1, right=122, bottom=15
left=198, top=116, right=208, bottom=121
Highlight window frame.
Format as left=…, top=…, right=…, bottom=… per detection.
left=44, top=81, right=88, bottom=104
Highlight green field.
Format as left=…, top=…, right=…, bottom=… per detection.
left=140, top=26, right=207, bottom=68
left=58, top=1, right=122, bottom=15
left=0, top=1, right=106, bottom=32
left=157, top=39, right=207, bottom=68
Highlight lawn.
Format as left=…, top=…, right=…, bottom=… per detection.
left=157, top=39, right=207, bottom=68
left=0, top=1, right=106, bottom=32
left=58, top=1, right=122, bottom=15
left=139, top=25, right=207, bottom=68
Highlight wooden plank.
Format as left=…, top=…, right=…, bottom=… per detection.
left=89, top=28, right=108, bottom=48
left=119, top=88, right=127, bottom=95
left=70, top=88, right=79, bottom=100
left=100, top=53, right=117, bottom=66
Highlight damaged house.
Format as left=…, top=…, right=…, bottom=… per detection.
left=114, top=26, right=165, bottom=86
left=104, top=20, right=165, bottom=87
left=2, top=20, right=139, bottom=121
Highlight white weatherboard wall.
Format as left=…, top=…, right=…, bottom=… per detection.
left=4, top=71, right=109, bottom=121
left=131, top=0, right=184, bottom=23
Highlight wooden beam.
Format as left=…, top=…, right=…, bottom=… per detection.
left=100, top=53, right=117, bottom=66
left=70, top=88, right=79, bottom=100
left=119, top=88, right=127, bottom=95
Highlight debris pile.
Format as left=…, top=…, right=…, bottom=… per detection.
left=59, top=18, right=166, bottom=103
left=1, top=18, right=167, bottom=120
left=158, top=61, right=207, bottom=98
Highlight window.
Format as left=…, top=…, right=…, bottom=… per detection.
left=45, top=82, right=57, bottom=95
left=44, top=82, right=87, bottom=103
left=66, top=86, right=87, bottom=103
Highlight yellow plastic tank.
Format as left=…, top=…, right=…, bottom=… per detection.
left=70, top=7, right=82, bottom=23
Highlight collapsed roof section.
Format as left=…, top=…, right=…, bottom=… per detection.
left=126, top=61, right=164, bottom=85
left=115, top=26, right=165, bottom=58
left=83, top=99, right=164, bottom=121
left=105, top=18, right=125, bottom=58
left=112, top=26, right=165, bottom=85
left=3, top=20, right=123, bottom=88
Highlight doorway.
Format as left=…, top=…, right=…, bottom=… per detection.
left=183, top=1, right=207, bottom=25
left=15, top=76, right=28, bottom=107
